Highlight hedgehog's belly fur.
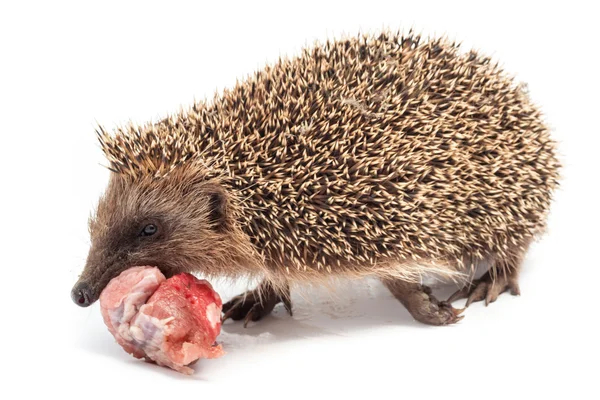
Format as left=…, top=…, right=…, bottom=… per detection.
left=101, top=32, right=559, bottom=283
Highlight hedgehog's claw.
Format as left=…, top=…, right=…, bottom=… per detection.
left=383, top=280, right=465, bottom=325
left=243, top=304, right=260, bottom=328
left=446, top=286, right=470, bottom=303
left=221, top=280, right=292, bottom=327
left=448, top=270, right=521, bottom=307
left=221, top=303, right=242, bottom=323
left=433, top=300, right=465, bottom=325
left=283, top=298, right=293, bottom=316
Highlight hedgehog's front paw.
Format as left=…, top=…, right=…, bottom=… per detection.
left=221, top=280, right=292, bottom=327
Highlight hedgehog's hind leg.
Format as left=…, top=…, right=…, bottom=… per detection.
left=447, top=263, right=521, bottom=307
left=221, top=280, right=292, bottom=327
left=447, top=242, right=527, bottom=307
left=381, top=278, right=464, bottom=325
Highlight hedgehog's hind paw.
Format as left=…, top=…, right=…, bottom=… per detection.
left=221, top=280, right=292, bottom=328
left=382, top=279, right=464, bottom=326
left=412, top=296, right=465, bottom=326
left=447, top=269, right=520, bottom=307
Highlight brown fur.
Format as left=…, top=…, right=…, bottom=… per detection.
left=74, top=31, right=560, bottom=310
left=78, top=165, right=266, bottom=301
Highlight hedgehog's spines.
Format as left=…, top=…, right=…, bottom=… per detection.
left=98, top=30, right=559, bottom=284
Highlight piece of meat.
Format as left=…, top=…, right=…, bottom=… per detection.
left=99, top=266, right=166, bottom=359
left=99, top=266, right=224, bottom=374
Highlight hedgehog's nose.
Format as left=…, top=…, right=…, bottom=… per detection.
left=71, top=282, right=93, bottom=307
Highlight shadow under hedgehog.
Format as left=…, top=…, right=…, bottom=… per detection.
left=71, top=31, right=560, bottom=326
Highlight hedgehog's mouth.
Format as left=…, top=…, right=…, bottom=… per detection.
left=71, top=260, right=185, bottom=308
left=142, top=263, right=185, bottom=282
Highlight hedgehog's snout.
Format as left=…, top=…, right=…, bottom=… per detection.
left=71, top=281, right=93, bottom=307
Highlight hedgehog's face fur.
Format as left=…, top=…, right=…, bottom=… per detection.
left=71, top=164, right=257, bottom=307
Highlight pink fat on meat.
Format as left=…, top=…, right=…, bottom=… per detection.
left=99, top=266, right=224, bottom=374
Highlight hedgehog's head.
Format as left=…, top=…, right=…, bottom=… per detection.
left=71, top=127, right=259, bottom=307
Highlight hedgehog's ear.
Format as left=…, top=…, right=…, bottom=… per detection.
left=205, top=185, right=229, bottom=231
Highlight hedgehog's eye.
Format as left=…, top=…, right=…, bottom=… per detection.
left=140, top=224, right=158, bottom=237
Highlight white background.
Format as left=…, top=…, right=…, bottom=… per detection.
left=1, top=1, right=598, bottom=399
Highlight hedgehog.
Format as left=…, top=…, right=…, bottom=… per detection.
left=71, top=31, right=560, bottom=326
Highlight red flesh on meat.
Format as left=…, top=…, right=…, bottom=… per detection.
left=99, top=266, right=224, bottom=374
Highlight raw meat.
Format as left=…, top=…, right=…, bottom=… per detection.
left=99, top=266, right=224, bottom=374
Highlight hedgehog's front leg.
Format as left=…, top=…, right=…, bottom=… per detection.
left=382, top=278, right=464, bottom=325
left=222, top=280, right=292, bottom=327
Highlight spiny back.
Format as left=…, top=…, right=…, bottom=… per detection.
left=100, top=31, right=559, bottom=277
